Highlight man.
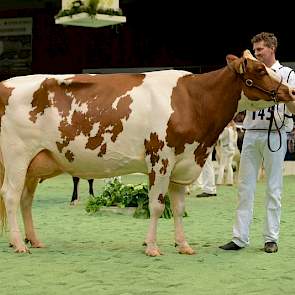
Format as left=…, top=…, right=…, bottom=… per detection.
left=220, top=32, right=295, bottom=253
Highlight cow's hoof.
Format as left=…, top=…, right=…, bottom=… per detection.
left=145, top=246, right=162, bottom=256
left=31, top=242, right=45, bottom=248
left=175, top=242, right=196, bottom=255
left=25, top=238, right=45, bottom=248
left=70, top=199, right=79, bottom=206
left=178, top=245, right=195, bottom=255
left=14, top=245, right=31, bottom=254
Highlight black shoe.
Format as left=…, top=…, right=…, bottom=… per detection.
left=219, top=241, right=242, bottom=250
left=196, top=192, right=217, bottom=198
left=264, top=242, right=278, bottom=253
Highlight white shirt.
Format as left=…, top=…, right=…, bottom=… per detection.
left=243, top=61, right=295, bottom=132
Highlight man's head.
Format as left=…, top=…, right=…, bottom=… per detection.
left=251, top=32, right=277, bottom=67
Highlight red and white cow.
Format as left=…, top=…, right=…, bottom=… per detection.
left=0, top=50, right=295, bottom=256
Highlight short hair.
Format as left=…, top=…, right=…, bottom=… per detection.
left=251, top=32, right=278, bottom=51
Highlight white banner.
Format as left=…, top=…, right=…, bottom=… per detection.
left=0, top=17, right=33, bottom=78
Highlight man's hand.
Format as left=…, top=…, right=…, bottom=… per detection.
left=286, top=101, right=295, bottom=114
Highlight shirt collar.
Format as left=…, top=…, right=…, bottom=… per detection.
left=271, top=60, right=281, bottom=72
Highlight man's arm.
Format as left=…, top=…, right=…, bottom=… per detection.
left=286, top=70, right=295, bottom=113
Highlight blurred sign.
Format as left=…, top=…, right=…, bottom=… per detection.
left=0, top=17, right=32, bottom=79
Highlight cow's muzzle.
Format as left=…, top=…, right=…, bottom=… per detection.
left=290, top=88, right=295, bottom=100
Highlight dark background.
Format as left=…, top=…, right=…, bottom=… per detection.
left=0, top=0, right=294, bottom=80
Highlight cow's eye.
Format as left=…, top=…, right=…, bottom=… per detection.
left=257, top=67, right=266, bottom=75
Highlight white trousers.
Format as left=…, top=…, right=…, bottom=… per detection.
left=198, top=152, right=216, bottom=194
left=232, top=130, right=287, bottom=247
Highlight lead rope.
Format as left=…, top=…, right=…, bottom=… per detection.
left=267, top=106, right=282, bottom=152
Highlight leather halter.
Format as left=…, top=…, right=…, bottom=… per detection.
left=227, top=62, right=283, bottom=103
left=227, top=62, right=285, bottom=152
left=239, top=73, right=284, bottom=152
left=240, top=75, right=283, bottom=104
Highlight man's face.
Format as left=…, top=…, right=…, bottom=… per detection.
left=253, top=40, right=274, bottom=64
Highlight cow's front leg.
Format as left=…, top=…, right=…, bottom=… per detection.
left=169, top=182, right=195, bottom=255
left=21, top=178, right=45, bottom=248
left=144, top=135, right=174, bottom=256
left=144, top=192, right=165, bottom=256
left=144, top=172, right=170, bottom=256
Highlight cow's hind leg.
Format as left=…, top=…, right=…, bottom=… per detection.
left=23, top=150, right=62, bottom=246
left=169, top=182, right=195, bottom=255
left=1, top=173, right=29, bottom=253
left=21, top=177, right=45, bottom=248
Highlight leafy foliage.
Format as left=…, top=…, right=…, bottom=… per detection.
left=85, top=178, right=187, bottom=219
left=55, top=0, right=124, bottom=18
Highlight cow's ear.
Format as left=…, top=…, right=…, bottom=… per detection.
left=227, top=55, right=246, bottom=74
left=226, top=54, right=238, bottom=64
left=240, top=58, right=248, bottom=74
left=243, top=49, right=255, bottom=60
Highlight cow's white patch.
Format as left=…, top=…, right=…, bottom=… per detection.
left=237, top=91, right=276, bottom=112
left=48, top=91, right=55, bottom=103
left=89, top=122, right=100, bottom=137
left=57, top=78, right=72, bottom=86
left=66, top=98, right=89, bottom=125
left=170, top=141, right=205, bottom=185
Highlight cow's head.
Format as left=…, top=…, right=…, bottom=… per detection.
left=226, top=50, right=295, bottom=111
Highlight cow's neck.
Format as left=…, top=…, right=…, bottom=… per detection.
left=166, top=67, right=242, bottom=158
left=187, top=66, right=242, bottom=143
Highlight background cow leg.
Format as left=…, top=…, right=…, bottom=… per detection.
left=70, top=176, right=80, bottom=205
left=88, top=179, right=94, bottom=197
left=169, top=182, right=195, bottom=255
left=144, top=175, right=169, bottom=256
left=21, top=177, right=45, bottom=248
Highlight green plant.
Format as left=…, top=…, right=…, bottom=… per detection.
left=85, top=178, right=187, bottom=219
left=55, top=0, right=123, bottom=19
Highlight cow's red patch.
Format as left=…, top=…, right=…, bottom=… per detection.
left=144, top=132, right=164, bottom=166
left=160, top=158, right=169, bottom=175
left=165, top=75, right=228, bottom=167
left=0, top=83, right=13, bottom=126
left=158, top=193, right=165, bottom=204
left=29, top=74, right=145, bottom=162
left=149, top=169, right=156, bottom=188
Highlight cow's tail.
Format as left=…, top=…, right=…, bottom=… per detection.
left=0, top=195, right=6, bottom=233
left=0, top=152, right=7, bottom=233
